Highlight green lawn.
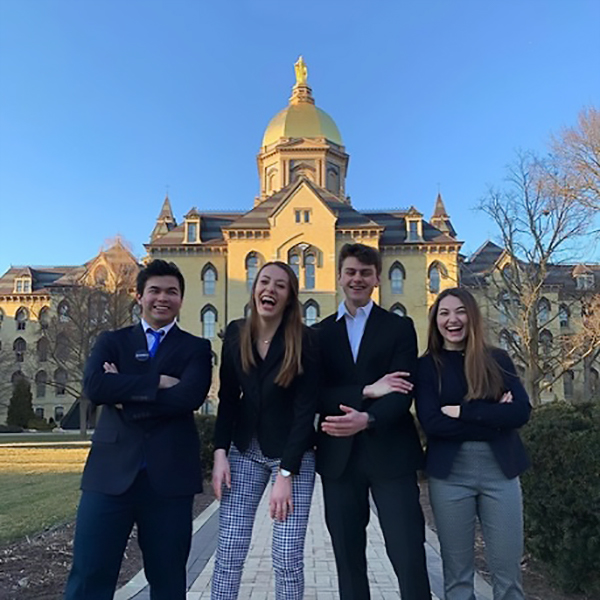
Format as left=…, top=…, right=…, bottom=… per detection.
left=0, top=433, right=89, bottom=445
left=0, top=446, right=89, bottom=544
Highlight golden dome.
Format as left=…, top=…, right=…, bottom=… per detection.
left=262, top=57, right=343, bottom=147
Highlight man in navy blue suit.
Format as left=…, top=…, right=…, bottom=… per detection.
left=64, top=259, right=212, bottom=600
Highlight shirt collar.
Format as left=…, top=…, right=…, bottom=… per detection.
left=336, top=299, right=374, bottom=321
left=140, top=318, right=176, bottom=336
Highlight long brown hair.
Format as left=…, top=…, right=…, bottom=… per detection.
left=426, top=288, right=504, bottom=400
left=240, top=261, right=303, bottom=388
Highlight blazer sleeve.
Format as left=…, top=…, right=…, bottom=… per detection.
left=83, top=331, right=160, bottom=406
left=364, top=316, right=418, bottom=430
left=415, top=356, right=504, bottom=441
left=459, top=351, right=531, bottom=429
left=123, top=338, right=212, bottom=421
left=213, top=323, right=242, bottom=452
left=280, top=331, right=319, bottom=473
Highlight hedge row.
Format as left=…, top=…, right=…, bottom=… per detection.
left=521, top=402, right=600, bottom=595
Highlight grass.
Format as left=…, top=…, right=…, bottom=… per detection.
left=0, top=446, right=89, bottom=544
left=0, top=433, right=88, bottom=445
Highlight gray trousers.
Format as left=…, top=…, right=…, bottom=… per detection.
left=429, top=442, right=525, bottom=600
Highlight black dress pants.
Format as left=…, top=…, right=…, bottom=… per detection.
left=321, top=440, right=431, bottom=600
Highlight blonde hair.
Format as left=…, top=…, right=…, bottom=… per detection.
left=240, top=261, right=303, bottom=388
left=426, top=288, right=504, bottom=400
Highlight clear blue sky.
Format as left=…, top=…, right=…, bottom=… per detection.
left=1, top=0, right=599, bottom=275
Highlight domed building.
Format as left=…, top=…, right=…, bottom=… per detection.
left=145, top=58, right=462, bottom=412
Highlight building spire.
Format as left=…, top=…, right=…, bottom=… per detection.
left=290, top=56, right=315, bottom=105
left=430, top=192, right=456, bottom=237
left=150, top=194, right=177, bottom=242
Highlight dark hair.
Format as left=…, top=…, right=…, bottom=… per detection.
left=240, top=261, right=303, bottom=388
left=136, top=260, right=185, bottom=298
left=338, top=243, right=382, bottom=276
left=426, top=287, right=504, bottom=400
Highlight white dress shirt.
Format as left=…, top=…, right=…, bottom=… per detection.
left=140, top=318, right=176, bottom=352
left=336, top=300, right=374, bottom=362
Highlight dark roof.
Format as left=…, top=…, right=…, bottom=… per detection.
left=0, top=265, right=82, bottom=296
left=147, top=213, right=242, bottom=247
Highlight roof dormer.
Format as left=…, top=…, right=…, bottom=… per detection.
left=405, top=207, right=423, bottom=242
left=184, top=208, right=201, bottom=244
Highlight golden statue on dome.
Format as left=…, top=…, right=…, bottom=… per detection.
left=294, top=56, right=308, bottom=86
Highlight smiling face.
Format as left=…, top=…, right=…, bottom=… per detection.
left=137, top=275, right=182, bottom=330
left=436, top=294, right=469, bottom=350
left=253, top=264, right=291, bottom=322
left=338, top=256, right=380, bottom=311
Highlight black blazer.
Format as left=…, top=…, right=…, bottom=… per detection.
left=315, top=304, right=424, bottom=479
left=415, top=349, right=531, bottom=479
left=81, top=324, right=212, bottom=496
left=213, top=319, right=318, bottom=474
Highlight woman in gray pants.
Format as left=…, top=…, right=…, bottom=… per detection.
left=416, top=288, right=531, bottom=600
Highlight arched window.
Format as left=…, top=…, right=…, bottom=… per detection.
left=591, top=368, right=599, bottom=396
left=390, top=303, right=407, bottom=317
left=211, top=351, right=218, bottom=367
left=54, top=368, right=67, bottom=396
left=16, top=307, right=28, bottom=331
left=37, top=337, right=49, bottom=362
left=35, top=371, right=47, bottom=398
left=537, top=298, right=551, bottom=325
left=246, top=253, right=261, bottom=292
left=288, top=252, right=300, bottom=280
left=11, top=371, right=25, bottom=388
left=304, top=253, right=316, bottom=290
left=57, top=300, right=70, bottom=322
left=201, top=305, right=217, bottom=339
left=559, top=304, right=570, bottom=329
left=13, top=337, right=26, bottom=362
left=56, top=333, right=70, bottom=361
left=0, top=308, right=4, bottom=329
left=34, top=407, right=45, bottom=419
left=303, top=300, right=320, bottom=326
left=94, top=266, right=108, bottom=286
left=131, top=302, right=141, bottom=325
left=202, top=264, right=217, bottom=296
left=389, top=263, right=405, bottom=295
left=539, top=329, right=553, bottom=355
left=563, top=370, right=574, bottom=399
left=498, top=292, right=511, bottom=325
left=39, top=306, right=50, bottom=329
left=428, top=263, right=445, bottom=294
left=54, top=406, right=64, bottom=422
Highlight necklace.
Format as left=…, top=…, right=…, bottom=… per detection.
left=263, top=339, right=272, bottom=345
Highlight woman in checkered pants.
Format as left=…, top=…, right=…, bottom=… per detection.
left=211, top=261, right=319, bottom=600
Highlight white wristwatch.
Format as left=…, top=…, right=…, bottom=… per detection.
left=279, top=468, right=292, bottom=478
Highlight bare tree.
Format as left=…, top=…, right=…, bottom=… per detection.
left=471, top=151, right=598, bottom=405
left=38, top=264, right=138, bottom=434
left=551, top=107, right=600, bottom=213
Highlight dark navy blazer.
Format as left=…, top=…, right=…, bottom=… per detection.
left=315, top=304, right=424, bottom=480
left=416, top=348, right=531, bottom=479
left=213, top=320, right=318, bottom=474
left=81, top=324, right=212, bottom=496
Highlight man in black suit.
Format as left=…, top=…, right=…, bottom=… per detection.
left=316, top=243, right=431, bottom=600
left=64, top=260, right=212, bottom=600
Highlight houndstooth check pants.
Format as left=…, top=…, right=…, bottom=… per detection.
left=211, top=439, right=315, bottom=600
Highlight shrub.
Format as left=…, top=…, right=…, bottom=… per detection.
left=27, top=417, right=54, bottom=431
left=521, top=402, right=600, bottom=594
left=7, top=379, right=34, bottom=428
left=195, top=413, right=216, bottom=478
left=0, top=424, right=24, bottom=433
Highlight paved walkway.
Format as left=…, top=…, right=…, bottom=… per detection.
left=115, top=477, right=493, bottom=600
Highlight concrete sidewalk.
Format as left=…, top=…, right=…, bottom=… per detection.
left=116, top=477, right=493, bottom=599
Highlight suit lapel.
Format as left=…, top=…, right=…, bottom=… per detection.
left=356, top=305, right=382, bottom=368
left=333, top=315, right=355, bottom=368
